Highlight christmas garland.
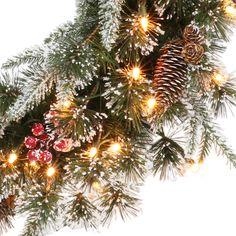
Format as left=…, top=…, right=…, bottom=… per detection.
left=0, top=0, right=236, bottom=235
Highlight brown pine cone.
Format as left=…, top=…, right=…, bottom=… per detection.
left=5, top=195, right=16, bottom=209
left=181, top=42, right=204, bottom=64
left=183, top=25, right=204, bottom=44
left=153, top=39, right=188, bottom=107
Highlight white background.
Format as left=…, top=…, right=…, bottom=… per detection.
left=1, top=1, right=236, bottom=235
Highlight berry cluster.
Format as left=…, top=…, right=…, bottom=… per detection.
left=24, top=123, right=73, bottom=164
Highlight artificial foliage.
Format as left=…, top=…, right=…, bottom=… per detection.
left=1, top=0, right=236, bottom=235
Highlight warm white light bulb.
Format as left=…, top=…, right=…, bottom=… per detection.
left=225, top=5, right=236, bottom=16
left=147, top=98, right=157, bottom=110
left=92, top=181, right=102, bottom=192
left=30, top=161, right=37, bottom=167
left=131, top=67, right=141, bottom=80
left=140, top=17, right=149, bottom=32
left=109, top=143, right=121, bottom=153
left=190, top=162, right=201, bottom=173
left=63, top=100, right=71, bottom=108
left=47, top=167, right=56, bottom=177
left=8, top=153, right=17, bottom=164
left=213, top=72, right=227, bottom=85
left=89, top=147, right=98, bottom=158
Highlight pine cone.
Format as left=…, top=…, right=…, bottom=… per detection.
left=183, top=25, right=204, bottom=44
left=153, top=39, right=188, bottom=107
left=181, top=42, right=204, bottom=64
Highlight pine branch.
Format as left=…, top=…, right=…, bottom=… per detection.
left=186, top=90, right=236, bottom=165
left=157, top=0, right=197, bottom=22
left=203, top=122, right=236, bottom=167
left=0, top=66, right=57, bottom=137
left=1, top=47, right=45, bottom=70
left=46, top=26, right=101, bottom=102
left=19, top=184, right=61, bottom=236
left=75, top=0, right=99, bottom=36
left=151, top=129, right=186, bottom=180
left=118, top=148, right=146, bottom=183
left=103, top=72, right=150, bottom=133
left=98, top=0, right=124, bottom=51
left=0, top=152, right=21, bottom=198
left=65, top=191, right=98, bottom=230
left=185, top=114, right=200, bottom=155
left=198, top=125, right=212, bottom=162
left=0, top=195, right=15, bottom=235
left=117, top=7, right=164, bottom=61
left=208, top=78, right=236, bottom=117
left=0, top=72, right=21, bottom=116
left=64, top=152, right=112, bottom=189
left=98, top=182, right=140, bottom=226
left=118, top=129, right=153, bottom=183
left=47, top=92, right=107, bottom=145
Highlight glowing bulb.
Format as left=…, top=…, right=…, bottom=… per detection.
left=92, top=181, right=102, bottom=192
left=147, top=98, right=157, bottom=110
left=131, top=67, right=141, bottom=80
left=212, top=72, right=227, bottom=85
left=140, top=17, right=149, bottom=32
left=8, top=153, right=17, bottom=164
left=191, top=163, right=200, bottom=173
left=30, top=161, right=37, bottom=167
left=63, top=100, right=71, bottom=108
left=190, top=161, right=202, bottom=173
left=47, top=167, right=56, bottom=177
left=109, top=143, right=121, bottom=153
left=225, top=5, right=236, bottom=16
left=89, top=147, right=98, bottom=158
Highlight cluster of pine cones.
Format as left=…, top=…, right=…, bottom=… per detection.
left=153, top=24, right=205, bottom=108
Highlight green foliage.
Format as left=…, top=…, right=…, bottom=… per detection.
left=48, top=101, right=107, bottom=144
left=0, top=72, right=20, bottom=116
left=98, top=182, right=140, bottom=225
left=118, top=146, right=146, bottom=183
left=65, top=191, right=98, bottom=230
left=18, top=184, right=61, bottom=236
left=1, top=0, right=236, bottom=234
left=103, top=71, right=150, bottom=133
left=203, top=121, right=236, bottom=167
left=1, top=47, right=45, bottom=70
left=209, top=78, right=236, bottom=117
left=151, top=129, right=186, bottom=180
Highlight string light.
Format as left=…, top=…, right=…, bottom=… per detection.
left=225, top=5, right=236, bottom=15
left=92, top=181, right=102, bottom=192
left=89, top=147, right=98, bottom=158
left=147, top=97, right=157, bottom=111
left=143, top=97, right=157, bottom=115
left=140, top=16, right=149, bottom=32
left=109, top=142, right=122, bottom=154
left=30, top=161, right=37, bottom=167
left=63, top=100, right=71, bottom=109
left=8, top=153, right=17, bottom=164
left=131, top=67, right=141, bottom=80
left=212, top=72, right=227, bottom=85
left=47, top=166, right=56, bottom=177
left=190, top=160, right=203, bottom=173
left=224, top=0, right=236, bottom=17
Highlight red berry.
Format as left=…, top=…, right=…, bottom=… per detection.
left=24, top=136, right=37, bottom=149
left=32, top=123, right=44, bottom=136
left=53, top=138, right=73, bottom=152
left=39, top=150, right=53, bottom=163
left=27, top=149, right=40, bottom=162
